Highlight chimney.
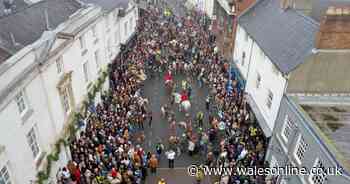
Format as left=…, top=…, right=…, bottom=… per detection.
left=9, top=32, right=20, bottom=47
left=3, top=0, right=13, bottom=15
left=280, top=0, right=294, bottom=11
left=44, top=9, right=51, bottom=30
left=315, top=6, right=350, bottom=49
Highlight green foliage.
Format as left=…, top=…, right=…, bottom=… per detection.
left=37, top=139, right=68, bottom=184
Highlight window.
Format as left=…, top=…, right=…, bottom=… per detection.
left=266, top=90, right=273, bottom=109
left=79, top=35, right=85, bottom=49
left=27, top=127, right=40, bottom=158
left=94, top=50, right=100, bottom=69
left=114, top=11, right=118, bottom=24
left=280, top=179, right=287, bottom=184
left=256, top=73, right=261, bottom=89
left=15, top=90, right=27, bottom=114
left=0, top=166, right=11, bottom=184
left=241, top=52, right=246, bottom=66
left=61, top=87, right=71, bottom=113
left=310, top=159, right=327, bottom=184
left=92, top=25, right=97, bottom=37
left=281, top=115, right=294, bottom=142
left=294, top=135, right=309, bottom=164
left=83, top=61, right=90, bottom=82
left=56, top=56, right=63, bottom=74
left=124, top=21, right=128, bottom=36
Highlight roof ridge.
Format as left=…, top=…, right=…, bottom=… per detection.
left=0, top=0, right=80, bottom=20
left=293, top=7, right=320, bottom=28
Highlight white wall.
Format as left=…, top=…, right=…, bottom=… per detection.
left=0, top=3, right=138, bottom=184
left=204, top=0, right=214, bottom=18
left=233, top=24, right=287, bottom=132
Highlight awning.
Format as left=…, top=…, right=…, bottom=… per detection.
left=246, top=94, right=272, bottom=137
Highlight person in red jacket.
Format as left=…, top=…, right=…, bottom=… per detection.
left=74, top=167, right=81, bottom=184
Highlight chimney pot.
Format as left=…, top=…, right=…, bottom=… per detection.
left=326, top=6, right=336, bottom=15
left=336, top=8, right=342, bottom=15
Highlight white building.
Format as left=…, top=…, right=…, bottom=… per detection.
left=0, top=0, right=138, bottom=183
left=203, top=0, right=214, bottom=17
left=232, top=0, right=318, bottom=137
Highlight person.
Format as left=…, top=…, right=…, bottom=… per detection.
left=205, top=95, right=210, bottom=111
left=148, top=111, right=153, bottom=127
left=188, top=139, right=195, bottom=156
left=148, top=154, right=158, bottom=174
left=155, top=141, right=164, bottom=158
left=187, top=83, right=192, bottom=99
left=196, top=111, right=204, bottom=128
left=61, top=167, right=71, bottom=183
left=166, top=149, right=176, bottom=168
left=195, top=166, right=204, bottom=184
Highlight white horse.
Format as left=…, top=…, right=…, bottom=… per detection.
left=180, top=100, right=191, bottom=112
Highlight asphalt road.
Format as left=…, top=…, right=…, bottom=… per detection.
left=141, top=74, right=210, bottom=168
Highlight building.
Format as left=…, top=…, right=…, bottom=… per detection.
left=212, top=0, right=255, bottom=59
left=0, top=0, right=138, bottom=183
left=266, top=96, right=350, bottom=184
left=232, top=0, right=319, bottom=137
left=265, top=6, right=350, bottom=184
left=203, top=0, right=215, bottom=17
left=0, top=0, right=28, bottom=17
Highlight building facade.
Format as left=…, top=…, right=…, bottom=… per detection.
left=265, top=96, right=350, bottom=184
left=232, top=0, right=318, bottom=137
left=265, top=6, right=350, bottom=184
left=0, top=0, right=138, bottom=183
left=212, top=0, right=255, bottom=60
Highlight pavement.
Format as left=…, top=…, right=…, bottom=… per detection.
left=140, top=74, right=210, bottom=168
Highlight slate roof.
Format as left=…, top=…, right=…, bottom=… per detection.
left=238, top=0, right=319, bottom=74
left=300, top=103, right=350, bottom=173
left=287, top=51, right=350, bottom=94
left=80, top=0, right=129, bottom=12
left=0, top=0, right=82, bottom=63
left=0, top=0, right=29, bottom=18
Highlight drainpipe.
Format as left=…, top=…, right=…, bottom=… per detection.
left=244, top=37, right=254, bottom=92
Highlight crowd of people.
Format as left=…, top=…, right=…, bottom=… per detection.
left=58, top=1, right=268, bottom=184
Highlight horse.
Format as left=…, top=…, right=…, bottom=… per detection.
left=180, top=100, right=191, bottom=112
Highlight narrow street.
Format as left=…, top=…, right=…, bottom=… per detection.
left=141, top=74, right=210, bottom=168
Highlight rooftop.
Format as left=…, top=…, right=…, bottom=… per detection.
left=315, top=6, right=350, bottom=49
left=80, top=0, right=130, bottom=12
left=287, top=51, right=350, bottom=94
left=238, top=0, right=319, bottom=74
left=0, top=0, right=82, bottom=63
left=300, top=103, right=350, bottom=172
left=0, top=0, right=29, bottom=18
left=310, top=0, right=350, bottom=22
